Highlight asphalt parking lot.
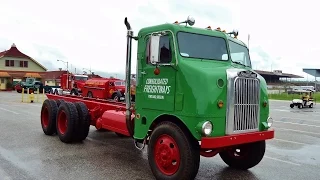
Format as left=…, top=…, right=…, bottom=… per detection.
left=0, top=91, right=319, bottom=180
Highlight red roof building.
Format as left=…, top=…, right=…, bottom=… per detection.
left=0, top=43, right=47, bottom=90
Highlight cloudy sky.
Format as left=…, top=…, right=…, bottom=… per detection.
left=0, top=0, right=318, bottom=80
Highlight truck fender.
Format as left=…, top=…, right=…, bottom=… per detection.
left=148, top=114, right=198, bottom=143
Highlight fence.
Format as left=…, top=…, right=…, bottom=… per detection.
left=21, top=88, right=47, bottom=103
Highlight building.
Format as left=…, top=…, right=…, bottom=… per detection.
left=255, top=69, right=305, bottom=94
left=255, top=70, right=303, bottom=84
left=44, top=70, right=68, bottom=86
left=0, top=43, right=47, bottom=90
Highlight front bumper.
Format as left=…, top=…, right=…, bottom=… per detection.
left=200, top=129, right=274, bottom=149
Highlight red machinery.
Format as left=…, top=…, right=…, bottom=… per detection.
left=60, top=74, right=88, bottom=95
left=81, top=78, right=123, bottom=101
left=81, top=78, right=135, bottom=102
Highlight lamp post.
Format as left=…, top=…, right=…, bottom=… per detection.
left=57, top=59, right=69, bottom=90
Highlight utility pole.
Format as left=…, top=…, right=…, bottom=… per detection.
left=57, top=59, right=69, bottom=90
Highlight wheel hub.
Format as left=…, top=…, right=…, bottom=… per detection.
left=154, top=135, right=180, bottom=175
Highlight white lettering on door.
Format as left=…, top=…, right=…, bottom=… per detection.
left=143, top=78, right=171, bottom=99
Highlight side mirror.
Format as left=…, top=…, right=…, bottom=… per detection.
left=149, top=35, right=161, bottom=64
left=222, top=54, right=228, bottom=60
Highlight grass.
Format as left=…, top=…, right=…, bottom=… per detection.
left=268, top=92, right=320, bottom=101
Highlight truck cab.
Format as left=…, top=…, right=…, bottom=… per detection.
left=71, top=74, right=88, bottom=95
left=133, top=18, right=271, bottom=140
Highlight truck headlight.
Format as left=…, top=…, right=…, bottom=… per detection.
left=202, top=121, right=213, bottom=136
left=267, top=117, right=273, bottom=127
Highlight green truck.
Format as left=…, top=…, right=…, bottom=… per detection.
left=15, top=77, right=44, bottom=93
left=40, top=16, right=274, bottom=180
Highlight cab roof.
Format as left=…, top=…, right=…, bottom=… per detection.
left=138, top=23, right=247, bottom=47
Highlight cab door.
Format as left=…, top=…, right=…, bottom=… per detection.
left=137, top=31, right=176, bottom=112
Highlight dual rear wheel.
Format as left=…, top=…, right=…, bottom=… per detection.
left=40, top=99, right=91, bottom=143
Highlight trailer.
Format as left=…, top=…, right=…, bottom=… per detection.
left=40, top=16, right=274, bottom=180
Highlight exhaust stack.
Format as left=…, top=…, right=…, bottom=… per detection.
left=124, top=17, right=134, bottom=136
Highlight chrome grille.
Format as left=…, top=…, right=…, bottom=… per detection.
left=233, top=77, right=260, bottom=132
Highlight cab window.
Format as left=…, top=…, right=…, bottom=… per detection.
left=146, top=35, right=172, bottom=64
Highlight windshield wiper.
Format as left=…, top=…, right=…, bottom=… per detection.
left=232, top=61, right=249, bottom=67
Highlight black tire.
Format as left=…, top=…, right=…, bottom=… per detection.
left=56, top=99, right=66, bottom=107
left=148, top=121, right=200, bottom=180
left=56, top=102, right=79, bottom=143
left=298, top=104, right=302, bottom=109
left=74, top=102, right=91, bottom=141
left=309, top=103, right=313, bottom=108
left=112, top=91, right=122, bottom=102
left=71, top=89, right=79, bottom=96
left=290, top=104, right=294, bottom=108
left=219, top=140, right=266, bottom=170
left=40, top=99, right=58, bottom=135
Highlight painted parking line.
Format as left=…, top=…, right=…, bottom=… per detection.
left=280, top=117, right=320, bottom=123
left=274, top=120, right=320, bottom=128
left=264, top=156, right=301, bottom=166
left=0, top=107, right=19, bottom=115
left=273, top=138, right=320, bottom=147
left=275, top=127, right=320, bottom=136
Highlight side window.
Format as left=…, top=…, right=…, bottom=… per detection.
left=145, top=35, right=172, bottom=64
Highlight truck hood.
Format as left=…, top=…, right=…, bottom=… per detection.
left=177, top=58, right=268, bottom=117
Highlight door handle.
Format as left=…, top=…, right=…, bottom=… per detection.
left=141, top=71, right=146, bottom=75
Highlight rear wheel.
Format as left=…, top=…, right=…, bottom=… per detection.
left=40, top=99, right=58, bottom=135
left=74, top=102, right=90, bottom=141
left=219, top=140, right=266, bottom=170
left=56, top=102, right=79, bottom=143
left=148, top=121, right=200, bottom=180
left=309, top=103, right=313, bottom=108
left=56, top=99, right=66, bottom=107
left=112, top=92, right=121, bottom=102
left=71, top=89, right=79, bottom=96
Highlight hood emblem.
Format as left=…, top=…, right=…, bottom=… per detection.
left=237, top=70, right=257, bottom=78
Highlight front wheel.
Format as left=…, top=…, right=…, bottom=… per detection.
left=219, top=140, right=266, bottom=170
left=148, top=121, right=200, bottom=180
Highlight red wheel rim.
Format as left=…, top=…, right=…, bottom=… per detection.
left=41, top=107, right=49, bottom=128
left=154, top=134, right=180, bottom=176
left=57, top=110, right=67, bottom=134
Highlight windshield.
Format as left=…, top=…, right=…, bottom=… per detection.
left=114, top=81, right=125, bottom=86
left=177, top=32, right=228, bottom=60
left=227, top=40, right=251, bottom=67
left=75, top=76, right=88, bottom=81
